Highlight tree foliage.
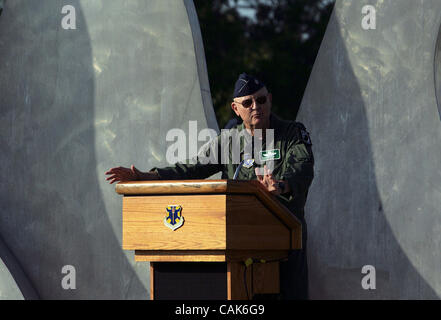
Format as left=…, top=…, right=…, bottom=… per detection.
left=193, top=0, right=334, bottom=128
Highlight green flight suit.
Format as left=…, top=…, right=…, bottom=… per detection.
left=150, top=113, right=314, bottom=299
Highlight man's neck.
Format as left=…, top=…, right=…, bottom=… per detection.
left=243, top=116, right=271, bottom=136
left=245, top=126, right=269, bottom=136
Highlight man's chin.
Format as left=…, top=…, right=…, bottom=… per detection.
left=251, top=117, right=268, bottom=128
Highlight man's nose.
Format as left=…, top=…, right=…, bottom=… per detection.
left=250, top=99, right=261, bottom=110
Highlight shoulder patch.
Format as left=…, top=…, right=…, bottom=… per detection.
left=295, top=122, right=312, bottom=146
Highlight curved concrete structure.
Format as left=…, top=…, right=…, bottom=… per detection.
left=298, top=0, right=441, bottom=299
left=0, top=0, right=217, bottom=299
left=0, top=258, right=23, bottom=300
left=0, top=236, right=38, bottom=299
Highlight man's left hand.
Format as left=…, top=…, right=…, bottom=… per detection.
left=255, top=165, right=288, bottom=196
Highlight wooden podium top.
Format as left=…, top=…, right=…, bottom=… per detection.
left=116, top=179, right=301, bottom=230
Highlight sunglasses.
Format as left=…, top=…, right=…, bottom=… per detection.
left=235, top=95, right=268, bottom=108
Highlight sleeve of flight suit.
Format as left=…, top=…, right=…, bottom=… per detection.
left=281, top=122, right=315, bottom=201
left=149, top=135, right=222, bottom=180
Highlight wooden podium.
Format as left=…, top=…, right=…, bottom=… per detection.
left=116, top=179, right=302, bottom=300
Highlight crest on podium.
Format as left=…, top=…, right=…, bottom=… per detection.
left=164, top=205, right=184, bottom=231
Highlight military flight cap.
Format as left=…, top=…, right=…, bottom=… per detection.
left=233, top=72, right=265, bottom=98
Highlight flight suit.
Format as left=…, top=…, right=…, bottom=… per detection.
left=150, top=113, right=314, bottom=299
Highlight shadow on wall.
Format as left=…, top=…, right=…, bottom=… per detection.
left=301, top=8, right=439, bottom=299
left=434, top=22, right=441, bottom=122
left=0, top=1, right=146, bottom=298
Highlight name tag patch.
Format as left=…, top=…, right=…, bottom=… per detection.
left=260, top=149, right=280, bottom=161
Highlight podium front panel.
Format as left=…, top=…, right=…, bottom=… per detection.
left=123, top=195, right=227, bottom=250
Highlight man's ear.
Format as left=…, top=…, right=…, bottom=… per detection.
left=231, top=102, right=240, bottom=116
left=268, top=93, right=272, bottom=103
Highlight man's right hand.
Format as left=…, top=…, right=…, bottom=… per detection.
left=105, top=165, right=159, bottom=184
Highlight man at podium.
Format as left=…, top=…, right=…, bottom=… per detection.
left=105, top=73, right=314, bottom=299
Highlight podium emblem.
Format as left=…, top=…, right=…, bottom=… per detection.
left=164, top=205, right=184, bottom=231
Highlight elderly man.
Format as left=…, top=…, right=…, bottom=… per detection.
left=105, top=73, right=314, bottom=299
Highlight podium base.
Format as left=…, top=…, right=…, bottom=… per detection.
left=152, top=262, right=227, bottom=300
